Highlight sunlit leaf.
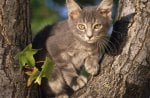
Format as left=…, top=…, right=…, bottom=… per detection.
left=34, top=76, right=42, bottom=85
left=41, top=57, right=54, bottom=80
left=27, top=67, right=40, bottom=86
left=25, top=67, right=34, bottom=76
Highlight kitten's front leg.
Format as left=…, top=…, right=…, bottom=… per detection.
left=56, top=94, right=69, bottom=98
left=84, top=56, right=100, bottom=75
left=61, top=63, right=87, bottom=91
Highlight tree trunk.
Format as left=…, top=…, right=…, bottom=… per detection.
left=0, top=0, right=31, bottom=98
left=72, top=0, right=150, bottom=98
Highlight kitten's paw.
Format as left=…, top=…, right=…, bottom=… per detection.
left=56, top=94, right=69, bottom=98
left=85, top=62, right=99, bottom=75
left=72, top=76, right=87, bottom=91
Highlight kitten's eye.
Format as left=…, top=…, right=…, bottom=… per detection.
left=94, top=24, right=102, bottom=30
left=77, top=24, right=86, bottom=31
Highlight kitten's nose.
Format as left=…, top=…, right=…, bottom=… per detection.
left=87, top=31, right=93, bottom=39
left=87, top=35, right=93, bottom=39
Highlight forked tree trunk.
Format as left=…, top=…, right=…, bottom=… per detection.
left=0, top=0, right=149, bottom=98
left=72, top=0, right=150, bottom=98
left=0, top=0, right=31, bottom=98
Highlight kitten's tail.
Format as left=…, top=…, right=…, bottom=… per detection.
left=32, top=25, right=53, bottom=49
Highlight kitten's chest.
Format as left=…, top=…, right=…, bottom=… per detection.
left=68, top=49, right=90, bottom=67
left=61, top=44, right=97, bottom=68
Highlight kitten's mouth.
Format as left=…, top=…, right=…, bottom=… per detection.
left=86, top=39, right=96, bottom=43
left=83, top=36, right=97, bottom=43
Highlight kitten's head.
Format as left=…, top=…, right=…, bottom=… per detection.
left=66, top=0, right=113, bottom=44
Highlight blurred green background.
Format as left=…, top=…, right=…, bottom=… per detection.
left=31, top=0, right=101, bottom=35
left=31, top=0, right=118, bottom=35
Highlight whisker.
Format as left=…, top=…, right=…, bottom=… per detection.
left=101, top=39, right=112, bottom=54
left=97, top=41, right=105, bottom=53
left=100, top=39, right=110, bottom=53
left=109, top=36, right=120, bottom=46
left=96, top=35, right=119, bottom=54
left=103, top=37, right=118, bottom=51
left=97, top=36, right=110, bottom=53
left=112, top=30, right=121, bottom=34
left=102, top=35, right=120, bottom=47
left=101, top=37, right=118, bottom=54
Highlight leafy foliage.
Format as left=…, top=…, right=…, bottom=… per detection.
left=16, top=44, right=54, bottom=86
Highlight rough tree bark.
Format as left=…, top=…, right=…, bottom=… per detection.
left=0, top=0, right=31, bottom=98
left=72, top=0, right=150, bottom=98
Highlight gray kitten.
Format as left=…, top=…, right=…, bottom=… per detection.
left=33, top=0, right=113, bottom=97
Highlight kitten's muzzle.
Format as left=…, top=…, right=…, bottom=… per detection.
left=85, top=36, right=97, bottom=44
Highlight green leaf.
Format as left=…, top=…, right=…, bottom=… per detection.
left=35, top=57, right=54, bottom=85
left=16, top=44, right=38, bottom=67
left=80, top=68, right=90, bottom=78
left=41, top=57, right=54, bottom=80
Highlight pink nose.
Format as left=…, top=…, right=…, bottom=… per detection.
left=87, top=31, right=93, bottom=39
left=87, top=34, right=93, bottom=39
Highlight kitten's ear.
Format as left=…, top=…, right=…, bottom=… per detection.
left=97, top=0, right=113, bottom=19
left=66, top=0, right=82, bottom=20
